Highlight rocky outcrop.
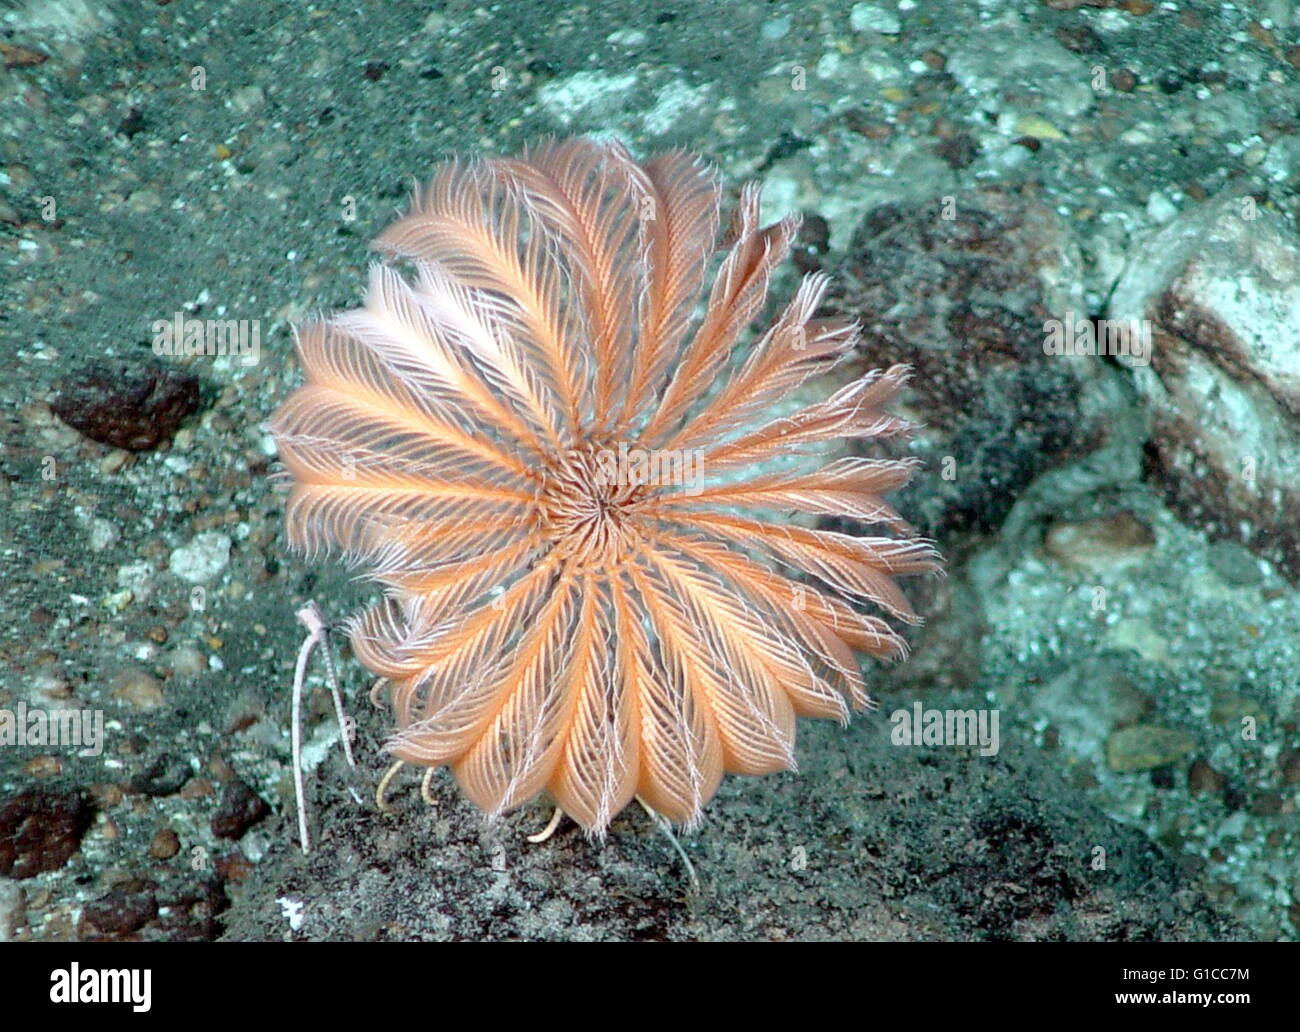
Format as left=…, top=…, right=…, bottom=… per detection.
left=1109, top=193, right=1300, bottom=581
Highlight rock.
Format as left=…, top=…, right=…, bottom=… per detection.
left=82, top=886, right=158, bottom=936
left=1188, top=759, right=1226, bottom=796
left=0, top=41, right=48, bottom=68
left=211, top=778, right=270, bottom=839
left=86, top=517, right=119, bottom=552
left=1209, top=690, right=1266, bottom=727
left=0, top=878, right=24, bottom=941
left=1206, top=540, right=1263, bottom=586
left=1248, top=792, right=1283, bottom=817
left=131, top=752, right=192, bottom=797
left=148, top=828, right=181, bottom=861
left=80, top=875, right=228, bottom=942
left=1106, top=725, right=1195, bottom=772
left=229, top=85, right=265, bottom=114
left=168, top=644, right=210, bottom=678
left=115, top=561, right=157, bottom=603
left=169, top=532, right=231, bottom=585
left=1043, top=511, right=1156, bottom=569
left=945, top=14, right=1095, bottom=128
left=827, top=184, right=1112, bottom=538
left=1108, top=192, right=1300, bottom=581
left=109, top=667, right=165, bottom=709
left=850, top=4, right=901, bottom=34
left=152, top=876, right=228, bottom=941
left=50, top=357, right=199, bottom=451
left=1279, top=749, right=1300, bottom=786
left=1034, top=652, right=1153, bottom=758
left=0, top=789, right=95, bottom=879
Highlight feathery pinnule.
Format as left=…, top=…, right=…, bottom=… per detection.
left=270, top=136, right=939, bottom=836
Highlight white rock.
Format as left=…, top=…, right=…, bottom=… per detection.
left=851, top=4, right=901, bottom=34
left=1109, top=193, right=1300, bottom=578
left=88, top=517, right=119, bottom=552
left=537, top=71, right=637, bottom=127
left=169, top=532, right=231, bottom=585
left=117, top=561, right=155, bottom=602
left=761, top=15, right=792, bottom=40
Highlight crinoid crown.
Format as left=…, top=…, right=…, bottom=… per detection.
left=270, top=137, right=938, bottom=835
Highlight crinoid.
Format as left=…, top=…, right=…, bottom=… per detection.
left=270, top=136, right=939, bottom=842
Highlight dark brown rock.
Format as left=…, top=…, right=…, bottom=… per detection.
left=154, top=876, right=228, bottom=941
left=934, top=132, right=980, bottom=170
left=826, top=184, right=1108, bottom=538
left=1280, top=749, right=1300, bottom=786
left=0, top=788, right=95, bottom=879
left=210, top=777, right=269, bottom=839
left=1188, top=759, right=1227, bottom=795
left=83, top=885, right=159, bottom=936
left=79, top=875, right=229, bottom=942
left=1054, top=23, right=1104, bottom=54
left=50, top=357, right=199, bottom=451
left=792, top=212, right=831, bottom=274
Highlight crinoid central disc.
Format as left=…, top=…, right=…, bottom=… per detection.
left=538, top=442, right=645, bottom=566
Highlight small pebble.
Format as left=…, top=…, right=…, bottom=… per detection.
left=148, top=828, right=181, bottom=861
left=132, top=752, right=192, bottom=797
left=1106, top=725, right=1195, bottom=772
left=169, top=644, right=209, bottom=678
left=110, top=667, right=165, bottom=709
left=211, top=778, right=270, bottom=839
